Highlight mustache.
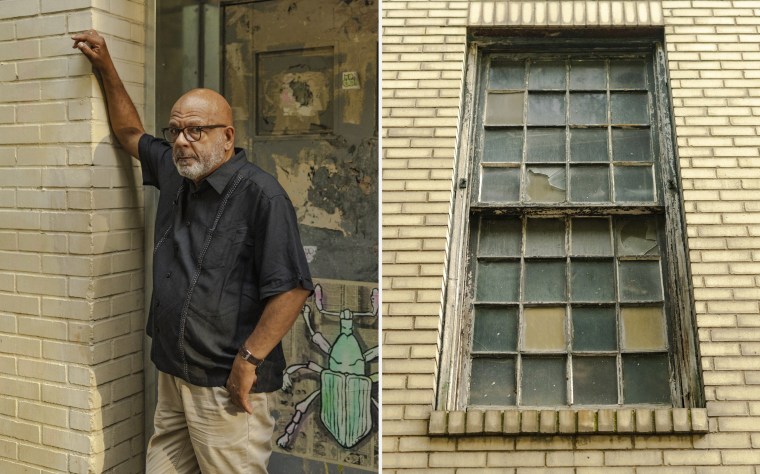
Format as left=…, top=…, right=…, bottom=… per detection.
left=173, top=152, right=197, bottom=161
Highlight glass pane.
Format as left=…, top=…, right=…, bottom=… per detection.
left=473, top=306, right=519, bottom=352
left=490, top=61, right=525, bottom=90
left=569, top=61, right=606, bottom=90
left=572, top=306, right=617, bottom=351
left=570, top=129, right=608, bottom=162
left=479, top=217, right=522, bottom=257
left=571, top=260, right=615, bottom=302
left=613, top=166, right=654, bottom=202
left=621, top=306, right=667, bottom=351
left=619, top=260, right=663, bottom=302
left=573, top=356, right=618, bottom=405
left=524, top=261, right=566, bottom=302
left=616, top=216, right=659, bottom=256
left=528, top=61, right=566, bottom=90
left=570, top=165, right=610, bottom=202
left=484, top=129, right=523, bottom=163
left=528, top=93, right=566, bottom=126
left=526, top=166, right=566, bottom=202
left=612, top=128, right=652, bottom=162
left=469, top=358, right=516, bottom=405
left=623, top=354, right=671, bottom=404
left=569, top=93, right=608, bottom=125
left=610, top=60, right=647, bottom=89
left=481, top=167, right=520, bottom=202
left=524, top=306, right=566, bottom=351
left=521, top=357, right=566, bottom=405
left=485, top=92, right=524, bottom=125
left=526, top=128, right=565, bottom=162
left=476, top=261, right=521, bottom=302
left=525, top=218, right=565, bottom=257
left=571, top=218, right=612, bottom=256
left=611, top=92, right=649, bottom=125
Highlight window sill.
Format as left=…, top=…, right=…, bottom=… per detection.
left=428, top=408, right=708, bottom=436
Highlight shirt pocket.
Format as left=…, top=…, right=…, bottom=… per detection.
left=203, top=225, right=249, bottom=269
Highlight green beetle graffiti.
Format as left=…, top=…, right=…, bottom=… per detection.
left=277, top=284, right=379, bottom=449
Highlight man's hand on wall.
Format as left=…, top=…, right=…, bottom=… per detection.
left=71, top=30, right=115, bottom=73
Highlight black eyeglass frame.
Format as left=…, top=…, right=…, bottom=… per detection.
left=161, top=124, right=229, bottom=143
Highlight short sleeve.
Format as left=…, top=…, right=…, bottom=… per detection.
left=138, top=134, right=175, bottom=189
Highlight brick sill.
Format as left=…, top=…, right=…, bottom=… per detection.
left=428, top=408, right=708, bottom=436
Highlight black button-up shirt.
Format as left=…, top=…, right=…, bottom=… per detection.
left=139, top=134, right=313, bottom=391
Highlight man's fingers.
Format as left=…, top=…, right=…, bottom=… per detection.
left=75, top=41, right=96, bottom=60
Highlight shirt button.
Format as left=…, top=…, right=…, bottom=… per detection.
left=165, top=272, right=172, bottom=278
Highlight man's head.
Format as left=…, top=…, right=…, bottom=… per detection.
left=167, top=89, right=235, bottom=183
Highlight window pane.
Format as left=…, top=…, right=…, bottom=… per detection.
left=526, top=128, right=565, bottom=162
left=616, top=216, right=659, bottom=256
left=619, top=260, right=663, bottom=302
left=525, top=218, right=565, bottom=257
left=526, top=166, right=566, bottom=202
left=570, top=129, right=609, bottom=162
left=610, top=60, right=647, bottom=89
left=572, top=306, right=617, bottom=351
left=571, top=260, right=615, bottom=302
left=569, top=93, right=607, bottom=125
left=613, top=166, right=654, bottom=202
left=490, top=61, right=525, bottom=90
left=524, top=260, right=566, bottom=302
left=623, top=354, right=671, bottom=404
left=528, top=61, right=566, bottom=90
left=611, top=92, right=649, bottom=125
left=570, top=165, right=610, bottom=202
left=621, top=306, right=667, bottom=351
left=479, top=217, right=522, bottom=257
left=571, top=218, right=612, bottom=256
left=486, top=92, right=524, bottom=125
left=573, top=356, right=618, bottom=405
left=473, top=306, right=519, bottom=352
left=521, top=357, right=567, bottom=405
left=569, top=60, right=606, bottom=90
left=469, top=358, right=516, bottom=405
left=481, top=167, right=520, bottom=202
left=523, top=306, right=566, bottom=351
left=476, top=261, right=520, bottom=302
left=484, top=129, right=523, bottom=163
left=612, top=128, right=652, bottom=162
left=528, top=93, right=566, bottom=126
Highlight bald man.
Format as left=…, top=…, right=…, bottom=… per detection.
left=72, top=31, right=313, bottom=473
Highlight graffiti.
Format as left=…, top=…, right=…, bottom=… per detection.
left=277, top=284, right=379, bottom=449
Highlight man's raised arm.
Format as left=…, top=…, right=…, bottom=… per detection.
left=71, top=30, right=144, bottom=159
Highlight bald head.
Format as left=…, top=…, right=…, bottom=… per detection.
left=172, top=88, right=233, bottom=127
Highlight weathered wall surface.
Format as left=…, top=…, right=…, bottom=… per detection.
left=382, top=0, right=760, bottom=471
left=0, top=1, right=146, bottom=472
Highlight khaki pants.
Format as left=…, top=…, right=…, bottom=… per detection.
left=146, top=371, right=275, bottom=474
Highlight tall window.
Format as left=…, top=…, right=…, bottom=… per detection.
left=445, top=39, right=701, bottom=409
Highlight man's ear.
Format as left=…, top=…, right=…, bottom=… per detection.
left=225, top=126, right=235, bottom=151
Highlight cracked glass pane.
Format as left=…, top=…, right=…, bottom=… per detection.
left=573, top=356, right=618, bottom=405
left=523, top=306, right=566, bottom=351
left=526, top=128, right=565, bottom=162
left=570, top=165, right=610, bottom=202
left=610, top=60, right=647, bottom=89
left=570, top=93, right=608, bottom=125
left=525, top=218, right=565, bottom=257
left=529, top=60, right=566, bottom=90
left=526, top=166, right=566, bottom=202
left=469, top=358, right=516, bottom=405
left=616, top=216, right=659, bottom=256
left=621, top=306, right=667, bottom=351
left=572, top=306, right=617, bottom=351
left=569, top=60, right=606, bottom=90
left=527, top=93, right=566, bottom=126
left=570, top=128, right=609, bottom=162
left=484, top=128, right=523, bottom=163
left=478, top=217, right=522, bottom=257
left=612, top=128, right=652, bottom=162
left=571, top=218, right=613, bottom=256
left=623, top=354, right=671, bottom=404
left=521, top=357, right=566, bottom=405
left=473, top=306, right=519, bottom=352
left=486, top=92, right=524, bottom=125
left=490, top=61, right=525, bottom=90
left=619, top=260, right=663, bottom=302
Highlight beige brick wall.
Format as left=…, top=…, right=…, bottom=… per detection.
left=382, top=0, right=760, bottom=471
left=0, top=2, right=146, bottom=473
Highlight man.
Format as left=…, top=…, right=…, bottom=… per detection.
left=71, top=30, right=313, bottom=473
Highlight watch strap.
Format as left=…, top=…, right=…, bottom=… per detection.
left=239, top=346, right=265, bottom=367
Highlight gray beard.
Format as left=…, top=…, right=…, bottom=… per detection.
left=173, top=137, right=226, bottom=181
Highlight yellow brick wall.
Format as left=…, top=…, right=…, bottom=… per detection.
left=382, top=0, right=760, bottom=471
left=0, top=2, right=147, bottom=473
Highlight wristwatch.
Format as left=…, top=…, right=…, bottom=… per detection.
left=238, top=346, right=265, bottom=368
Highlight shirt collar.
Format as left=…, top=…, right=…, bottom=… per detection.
left=191, top=148, right=248, bottom=194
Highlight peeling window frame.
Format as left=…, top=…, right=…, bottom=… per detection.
left=438, top=32, right=704, bottom=413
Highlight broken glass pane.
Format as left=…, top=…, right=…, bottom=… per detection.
left=524, top=260, right=566, bottom=302
left=473, top=306, right=519, bottom=352
left=526, top=128, right=565, bottom=162
left=610, top=60, right=647, bottom=89
left=570, top=165, right=610, bottom=202
left=622, top=354, right=671, bottom=404
left=527, top=93, right=566, bottom=126
left=528, top=60, right=566, bottom=90
left=616, top=216, right=659, bottom=256
left=521, top=357, right=567, bottom=405
left=571, top=218, right=613, bottom=256
left=619, top=260, right=663, bottom=302
left=573, top=356, right=618, bottom=405
left=612, top=128, right=652, bottom=162
left=572, top=306, right=617, bottom=351
left=611, top=92, right=650, bottom=125
left=476, top=261, right=520, bottom=302
left=569, top=60, right=606, bottom=90
left=570, top=128, right=609, bottom=162
left=621, top=306, right=667, bottom=351
left=484, top=128, right=523, bottom=163
left=571, top=259, right=616, bottom=302
left=490, top=60, right=525, bottom=90
left=525, top=218, right=565, bottom=256
left=523, top=306, right=566, bottom=351
left=485, top=92, right=524, bottom=125
left=469, top=357, right=516, bottom=405
left=479, top=217, right=522, bottom=257
left=569, top=93, right=608, bottom=125
left=526, top=166, right=566, bottom=202
left=613, top=165, right=654, bottom=202
left=481, top=167, right=520, bottom=202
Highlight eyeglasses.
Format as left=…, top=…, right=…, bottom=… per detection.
left=161, top=125, right=228, bottom=143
